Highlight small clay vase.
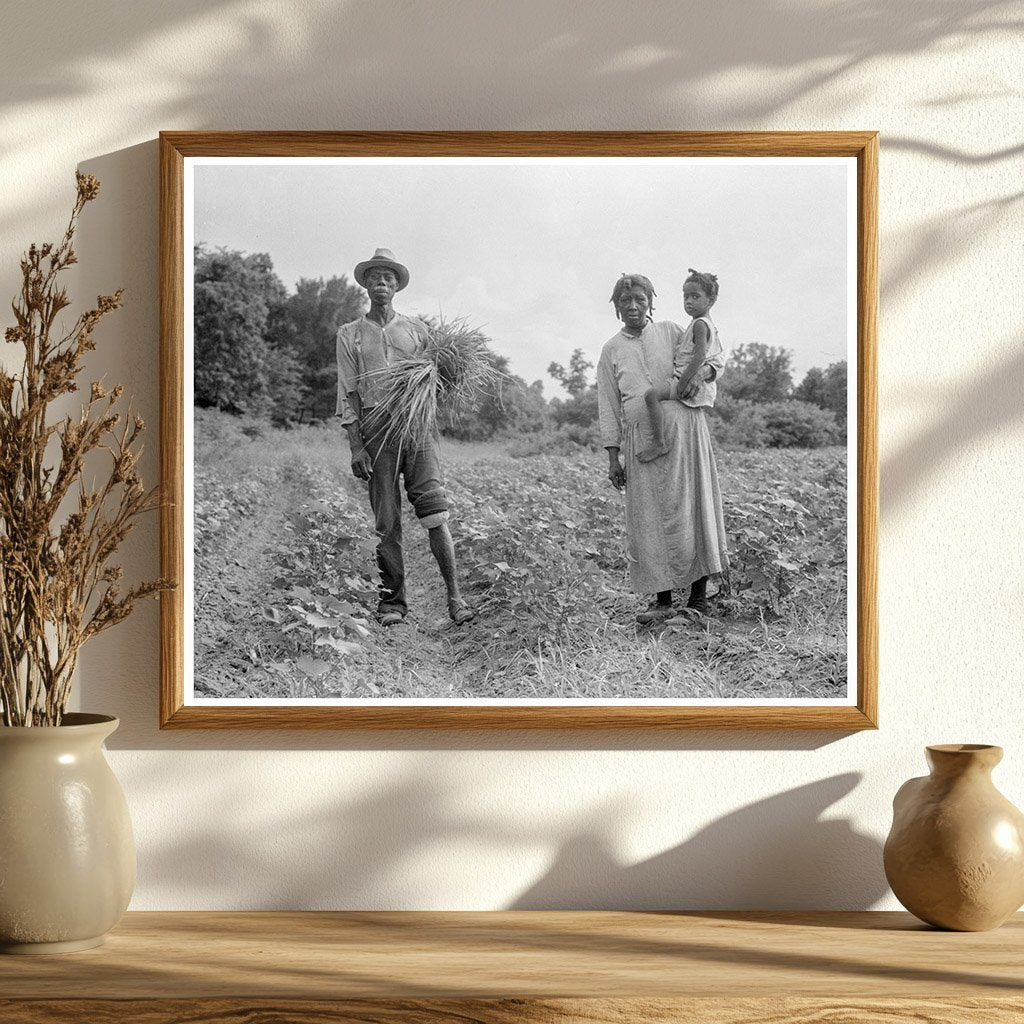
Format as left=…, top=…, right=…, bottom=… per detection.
left=884, top=744, right=1024, bottom=930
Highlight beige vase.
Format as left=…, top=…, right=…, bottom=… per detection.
left=0, top=713, right=135, bottom=953
left=884, top=744, right=1024, bottom=930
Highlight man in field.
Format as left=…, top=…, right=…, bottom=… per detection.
left=336, top=247, right=475, bottom=627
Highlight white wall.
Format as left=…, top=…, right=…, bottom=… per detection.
left=2, top=0, right=1021, bottom=910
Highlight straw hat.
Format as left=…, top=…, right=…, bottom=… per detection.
left=354, top=247, right=410, bottom=291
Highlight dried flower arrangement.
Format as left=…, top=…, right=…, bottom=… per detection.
left=364, top=316, right=505, bottom=452
left=0, top=173, right=172, bottom=727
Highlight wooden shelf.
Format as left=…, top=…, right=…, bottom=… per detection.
left=1, top=911, right=1022, bottom=1022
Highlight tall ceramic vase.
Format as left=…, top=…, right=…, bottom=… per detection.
left=884, top=744, right=1024, bottom=931
left=0, top=713, right=135, bottom=953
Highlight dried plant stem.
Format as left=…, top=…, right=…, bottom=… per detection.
left=0, top=173, right=173, bottom=727
left=364, top=316, right=506, bottom=453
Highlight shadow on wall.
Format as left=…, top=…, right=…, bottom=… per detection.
left=881, top=191, right=1024, bottom=313
left=0, top=0, right=1017, bottom=241
left=2, top=0, right=1016, bottom=130
left=71, top=140, right=165, bottom=739
left=512, top=774, right=886, bottom=910
left=881, top=336, right=1024, bottom=511
left=128, top=757, right=885, bottom=909
left=0, top=0, right=1019, bottom=248
left=4, top=1, right=1017, bottom=252
left=134, top=761, right=541, bottom=909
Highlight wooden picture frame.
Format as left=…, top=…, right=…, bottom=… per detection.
left=160, top=131, right=877, bottom=730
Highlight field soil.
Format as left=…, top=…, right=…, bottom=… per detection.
left=193, top=409, right=848, bottom=700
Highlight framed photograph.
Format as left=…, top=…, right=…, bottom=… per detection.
left=160, top=131, right=877, bottom=729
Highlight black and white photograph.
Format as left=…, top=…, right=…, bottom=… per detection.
left=165, top=135, right=875, bottom=724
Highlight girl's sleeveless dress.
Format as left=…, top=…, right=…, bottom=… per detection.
left=676, top=314, right=723, bottom=409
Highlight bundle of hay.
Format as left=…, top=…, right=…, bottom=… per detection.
left=365, top=316, right=505, bottom=450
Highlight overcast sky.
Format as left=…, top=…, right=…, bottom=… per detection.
left=191, top=157, right=853, bottom=396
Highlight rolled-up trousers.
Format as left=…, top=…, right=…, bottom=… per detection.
left=363, top=420, right=450, bottom=616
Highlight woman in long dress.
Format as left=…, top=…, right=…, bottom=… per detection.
left=596, top=274, right=729, bottom=623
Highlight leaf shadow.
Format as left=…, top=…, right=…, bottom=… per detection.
left=511, top=774, right=887, bottom=910
left=881, top=339, right=1024, bottom=511
left=124, top=759, right=886, bottom=913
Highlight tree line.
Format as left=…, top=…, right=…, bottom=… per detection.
left=195, top=246, right=846, bottom=448
left=194, top=246, right=364, bottom=425
left=193, top=245, right=545, bottom=433
left=546, top=343, right=847, bottom=449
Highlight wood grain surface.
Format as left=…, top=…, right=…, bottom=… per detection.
left=3, top=997, right=1023, bottom=1024
left=2, top=911, right=1021, bottom=993
left=1, top=911, right=1021, bottom=1022
left=159, top=132, right=186, bottom=731
left=159, top=130, right=878, bottom=158
left=159, top=130, right=879, bottom=731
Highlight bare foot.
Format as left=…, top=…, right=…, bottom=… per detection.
left=636, top=444, right=669, bottom=463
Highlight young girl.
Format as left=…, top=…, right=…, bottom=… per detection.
left=637, top=269, right=724, bottom=462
